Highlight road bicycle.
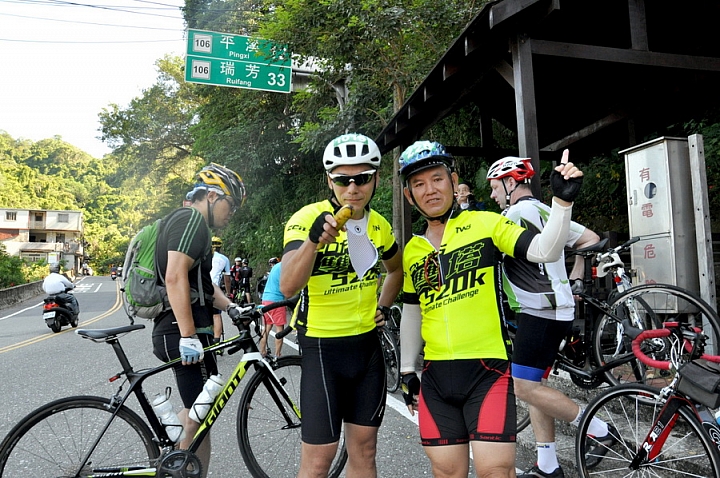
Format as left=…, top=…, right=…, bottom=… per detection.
left=381, top=304, right=402, bottom=392
left=575, top=319, right=720, bottom=476
left=0, top=298, right=348, bottom=478
left=379, top=322, right=400, bottom=393
left=511, top=236, right=720, bottom=431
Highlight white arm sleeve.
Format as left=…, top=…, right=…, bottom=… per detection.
left=525, top=198, right=573, bottom=263
left=400, top=303, right=423, bottom=374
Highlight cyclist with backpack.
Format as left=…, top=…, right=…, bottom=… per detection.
left=151, top=163, right=246, bottom=477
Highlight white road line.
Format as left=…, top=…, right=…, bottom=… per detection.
left=0, top=303, right=43, bottom=321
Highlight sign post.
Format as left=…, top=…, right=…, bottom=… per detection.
left=185, top=29, right=292, bottom=93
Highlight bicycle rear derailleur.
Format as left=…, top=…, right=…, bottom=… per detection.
left=157, top=449, right=203, bottom=478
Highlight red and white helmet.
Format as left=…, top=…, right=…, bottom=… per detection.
left=486, top=157, right=535, bottom=183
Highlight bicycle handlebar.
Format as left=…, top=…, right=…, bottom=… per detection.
left=231, top=295, right=299, bottom=340
left=595, top=236, right=640, bottom=263
left=630, top=323, right=720, bottom=370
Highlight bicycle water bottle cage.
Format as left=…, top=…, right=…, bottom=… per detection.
left=596, top=252, right=623, bottom=278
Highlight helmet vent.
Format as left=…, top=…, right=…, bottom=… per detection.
left=347, top=144, right=357, bottom=157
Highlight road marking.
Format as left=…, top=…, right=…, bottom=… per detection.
left=0, top=303, right=43, bottom=321
left=0, top=286, right=122, bottom=354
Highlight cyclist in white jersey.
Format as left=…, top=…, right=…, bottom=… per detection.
left=488, top=157, right=613, bottom=476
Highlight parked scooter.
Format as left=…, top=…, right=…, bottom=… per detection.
left=43, top=288, right=80, bottom=333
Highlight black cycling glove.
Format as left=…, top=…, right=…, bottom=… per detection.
left=376, top=305, right=391, bottom=326
left=550, top=169, right=583, bottom=203
left=401, top=373, right=420, bottom=406
left=308, top=212, right=332, bottom=244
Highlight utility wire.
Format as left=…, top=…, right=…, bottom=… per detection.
left=0, top=37, right=183, bottom=43
left=0, top=11, right=183, bottom=30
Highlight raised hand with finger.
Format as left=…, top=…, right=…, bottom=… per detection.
left=550, top=149, right=583, bottom=204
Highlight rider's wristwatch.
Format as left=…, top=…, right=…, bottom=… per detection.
left=182, top=334, right=199, bottom=339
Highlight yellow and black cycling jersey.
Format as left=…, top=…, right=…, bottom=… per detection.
left=402, top=209, right=534, bottom=361
left=284, top=200, right=398, bottom=338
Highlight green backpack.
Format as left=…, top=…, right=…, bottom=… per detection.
left=121, top=209, right=205, bottom=320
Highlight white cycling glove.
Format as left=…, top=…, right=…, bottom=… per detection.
left=179, top=337, right=205, bottom=364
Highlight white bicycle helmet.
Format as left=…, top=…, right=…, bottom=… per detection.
left=322, top=133, right=381, bottom=171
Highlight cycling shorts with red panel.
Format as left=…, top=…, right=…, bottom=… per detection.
left=418, top=358, right=516, bottom=446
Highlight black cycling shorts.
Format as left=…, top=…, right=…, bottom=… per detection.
left=298, top=330, right=386, bottom=445
left=152, top=332, right=218, bottom=409
left=418, top=358, right=516, bottom=446
left=511, top=313, right=572, bottom=382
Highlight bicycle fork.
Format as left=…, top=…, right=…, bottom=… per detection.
left=631, top=398, right=684, bottom=468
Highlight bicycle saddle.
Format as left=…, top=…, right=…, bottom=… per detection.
left=76, top=324, right=146, bottom=342
left=573, top=237, right=609, bottom=254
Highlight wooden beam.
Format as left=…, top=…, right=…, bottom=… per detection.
left=494, top=59, right=515, bottom=87
left=489, top=0, right=555, bottom=28
left=511, top=34, right=542, bottom=199
left=628, top=0, right=648, bottom=50
left=531, top=39, right=720, bottom=71
left=541, top=112, right=628, bottom=152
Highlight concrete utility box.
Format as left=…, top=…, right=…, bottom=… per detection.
left=621, top=137, right=700, bottom=296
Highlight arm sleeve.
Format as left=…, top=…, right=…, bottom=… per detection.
left=400, top=303, right=423, bottom=373
left=523, top=199, right=572, bottom=263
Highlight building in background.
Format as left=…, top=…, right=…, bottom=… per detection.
left=0, top=208, right=84, bottom=272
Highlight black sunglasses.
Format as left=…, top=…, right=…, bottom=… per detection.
left=328, top=170, right=377, bottom=187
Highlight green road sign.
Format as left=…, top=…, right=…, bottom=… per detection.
left=185, top=29, right=291, bottom=92
left=185, top=55, right=291, bottom=93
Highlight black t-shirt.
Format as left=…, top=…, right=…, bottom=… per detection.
left=153, top=207, right=214, bottom=336
left=239, top=266, right=252, bottom=285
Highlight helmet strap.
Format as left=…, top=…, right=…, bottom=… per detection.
left=501, top=178, right=517, bottom=212
left=207, top=197, right=216, bottom=229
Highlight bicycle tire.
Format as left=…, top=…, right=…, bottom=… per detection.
left=388, top=304, right=402, bottom=336
left=575, top=383, right=720, bottom=477
left=237, top=355, right=348, bottom=478
left=594, top=283, right=720, bottom=387
left=380, top=327, right=401, bottom=393
left=0, top=396, right=160, bottom=477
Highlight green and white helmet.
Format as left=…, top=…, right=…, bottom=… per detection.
left=322, top=133, right=382, bottom=171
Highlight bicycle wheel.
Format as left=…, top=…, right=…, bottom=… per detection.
left=380, top=327, right=401, bottom=393
left=237, top=355, right=348, bottom=478
left=0, top=396, right=159, bottom=477
left=388, top=304, right=402, bottom=336
left=594, top=284, right=720, bottom=387
left=575, top=383, right=720, bottom=477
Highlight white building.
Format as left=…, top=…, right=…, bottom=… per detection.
left=0, top=208, right=84, bottom=271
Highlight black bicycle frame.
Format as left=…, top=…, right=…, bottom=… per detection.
left=74, top=298, right=300, bottom=477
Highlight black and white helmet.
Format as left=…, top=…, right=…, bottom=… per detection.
left=322, top=133, right=381, bottom=172
left=49, top=263, right=60, bottom=273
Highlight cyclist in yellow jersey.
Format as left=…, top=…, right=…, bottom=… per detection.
left=280, top=133, right=403, bottom=478
left=397, top=141, right=584, bottom=478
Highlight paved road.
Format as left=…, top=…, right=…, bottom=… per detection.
left=0, top=275, right=537, bottom=476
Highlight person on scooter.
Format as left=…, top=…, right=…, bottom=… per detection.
left=43, top=263, right=80, bottom=317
